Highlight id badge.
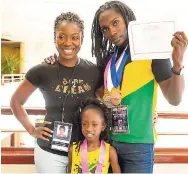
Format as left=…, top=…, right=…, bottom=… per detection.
left=51, top=121, right=72, bottom=152
left=111, top=105, right=130, bottom=134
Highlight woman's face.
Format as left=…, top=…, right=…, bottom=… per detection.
left=55, top=22, right=82, bottom=60
left=99, top=9, right=127, bottom=46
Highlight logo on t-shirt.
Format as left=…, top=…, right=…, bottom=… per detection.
left=74, top=161, right=99, bottom=174
left=55, top=78, right=91, bottom=95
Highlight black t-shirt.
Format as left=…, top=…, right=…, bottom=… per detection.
left=25, top=58, right=102, bottom=156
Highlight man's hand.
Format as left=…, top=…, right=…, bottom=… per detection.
left=171, top=31, right=188, bottom=71
left=43, top=53, right=58, bottom=65
left=153, top=112, right=158, bottom=126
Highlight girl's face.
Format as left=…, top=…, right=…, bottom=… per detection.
left=99, top=9, right=127, bottom=46
left=55, top=22, right=82, bottom=60
left=81, top=109, right=105, bottom=142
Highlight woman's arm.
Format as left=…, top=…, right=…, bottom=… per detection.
left=109, top=145, right=121, bottom=173
left=10, top=79, right=52, bottom=140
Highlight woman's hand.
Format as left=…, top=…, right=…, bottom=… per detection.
left=31, top=121, right=53, bottom=141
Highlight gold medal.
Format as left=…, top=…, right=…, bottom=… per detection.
left=110, top=88, right=122, bottom=105
left=103, top=94, right=113, bottom=108
left=103, top=89, right=113, bottom=107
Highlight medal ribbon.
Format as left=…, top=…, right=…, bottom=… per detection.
left=104, top=45, right=129, bottom=91
left=104, top=51, right=122, bottom=89
left=81, top=139, right=106, bottom=173
left=110, top=47, right=129, bottom=88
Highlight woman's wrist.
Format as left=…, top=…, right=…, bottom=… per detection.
left=28, top=126, right=37, bottom=137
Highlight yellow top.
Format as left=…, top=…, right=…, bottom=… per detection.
left=71, top=141, right=110, bottom=174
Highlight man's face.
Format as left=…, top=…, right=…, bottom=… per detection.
left=99, top=9, right=127, bottom=46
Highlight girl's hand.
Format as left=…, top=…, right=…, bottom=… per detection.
left=43, top=53, right=58, bottom=65
left=31, top=121, right=53, bottom=141
left=171, top=31, right=188, bottom=70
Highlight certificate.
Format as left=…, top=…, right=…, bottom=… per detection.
left=128, top=20, right=175, bottom=60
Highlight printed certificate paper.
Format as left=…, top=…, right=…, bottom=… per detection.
left=128, top=20, right=175, bottom=60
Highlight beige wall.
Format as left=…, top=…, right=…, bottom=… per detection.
left=2, top=0, right=188, bottom=73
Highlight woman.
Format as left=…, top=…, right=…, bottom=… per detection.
left=91, top=1, right=187, bottom=173
left=10, top=12, right=102, bottom=173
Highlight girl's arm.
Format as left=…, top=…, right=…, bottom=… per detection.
left=109, top=145, right=121, bottom=173
left=68, top=145, right=73, bottom=173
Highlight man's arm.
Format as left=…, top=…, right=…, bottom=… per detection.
left=153, top=31, right=187, bottom=106
left=159, top=74, right=184, bottom=106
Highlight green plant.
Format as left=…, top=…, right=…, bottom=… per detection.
left=1, top=51, right=23, bottom=74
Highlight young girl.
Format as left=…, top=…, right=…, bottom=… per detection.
left=68, top=98, right=121, bottom=173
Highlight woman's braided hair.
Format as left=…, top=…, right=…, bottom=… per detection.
left=91, top=0, right=136, bottom=67
left=54, top=11, right=84, bottom=42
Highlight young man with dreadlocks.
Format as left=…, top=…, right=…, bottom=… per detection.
left=10, top=12, right=102, bottom=173
left=91, top=0, right=187, bottom=173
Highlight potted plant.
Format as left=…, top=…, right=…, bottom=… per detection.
left=1, top=51, right=22, bottom=74
left=1, top=51, right=24, bottom=84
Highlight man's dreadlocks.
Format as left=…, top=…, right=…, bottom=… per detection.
left=91, top=1, right=136, bottom=67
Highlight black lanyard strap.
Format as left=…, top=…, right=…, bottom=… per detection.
left=57, top=59, right=79, bottom=122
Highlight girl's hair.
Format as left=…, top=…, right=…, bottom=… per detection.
left=91, top=0, right=136, bottom=67
left=54, top=11, right=84, bottom=42
left=73, top=98, right=111, bottom=152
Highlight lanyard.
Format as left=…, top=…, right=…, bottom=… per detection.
left=57, top=59, right=79, bottom=122
left=81, top=139, right=106, bottom=173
